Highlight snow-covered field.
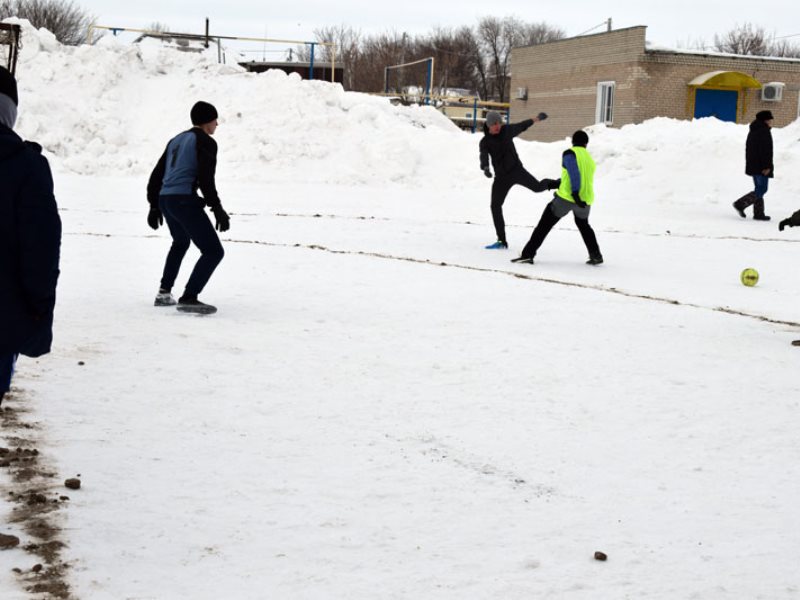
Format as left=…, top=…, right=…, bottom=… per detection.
left=3, top=18, right=800, bottom=600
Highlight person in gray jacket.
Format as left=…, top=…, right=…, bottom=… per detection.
left=147, top=102, right=230, bottom=314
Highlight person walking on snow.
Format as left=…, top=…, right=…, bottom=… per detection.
left=147, top=101, right=230, bottom=315
left=733, top=110, right=774, bottom=221
left=511, top=130, right=602, bottom=265
left=0, top=66, right=62, bottom=406
left=479, top=110, right=560, bottom=249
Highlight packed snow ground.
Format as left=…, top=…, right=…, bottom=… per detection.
left=3, top=18, right=800, bottom=600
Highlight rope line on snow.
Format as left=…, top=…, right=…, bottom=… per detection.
left=67, top=231, right=800, bottom=329
left=57, top=208, right=800, bottom=244
left=241, top=238, right=800, bottom=329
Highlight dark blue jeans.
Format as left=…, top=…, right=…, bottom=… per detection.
left=159, top=195, right=224, bottom=297
left=0, top=353, right=18, bottom=404
left=752, top=175, right=769, bottom=199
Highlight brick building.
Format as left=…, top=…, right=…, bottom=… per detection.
left=511, top=26, right=800, bottom=142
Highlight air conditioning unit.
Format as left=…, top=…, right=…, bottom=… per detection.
left=516, top=87, right=528, bottom=100
left=761, top=82, right=784, bottom=102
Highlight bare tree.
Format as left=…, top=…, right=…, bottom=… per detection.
left=146, top=22, right=170, bottom=34
left=455, top=26, right=489, bottom=98
left=358, top=30, right=408, bottom=93
left=0, top=0, right=95, bottom=45
left=295, top=16, right=562, bottom=97
left=297, top=24, right=362, bottom=90
left=521, top=22, right=565, bottom=46
left=410, top=27, right=477, bottom=95
left=713, top=23, right=800, bottom=58
left=714, top=23, right=768, bottom=55
left=766, top=38, right=800, bottom=58
left=476, top=16, right=563, bottom=102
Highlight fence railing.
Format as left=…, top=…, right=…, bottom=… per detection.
left=376, top=92, right=510, bottom=133
left=0, top=23, right=21, bottom=75
left=87, top=23, right=337, bottom=83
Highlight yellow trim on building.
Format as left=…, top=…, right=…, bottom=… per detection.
left=686, top=71, right=762, bottom=122
left=687, top=70, right=762, bottom=89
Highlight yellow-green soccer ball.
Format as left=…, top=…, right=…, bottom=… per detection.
left=740, top=268, right=759, bottom=287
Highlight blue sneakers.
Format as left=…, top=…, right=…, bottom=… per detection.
left=485, top=240, right=508, bottom=250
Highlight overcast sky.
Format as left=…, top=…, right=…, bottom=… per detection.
left=78, top=1, right=800, bottom=50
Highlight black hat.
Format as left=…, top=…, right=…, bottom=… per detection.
left=756, top=110, right=774, bottom=121
left=190, top=101, right=218, bottom=125
left=0, top=66, right=18, bottom=106
left=572, top=130, right=589, bottom=147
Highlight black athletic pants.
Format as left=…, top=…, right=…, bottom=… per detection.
left=491, top=167, right=549, bottom=243
left=521, top=199, right=601, bottom=259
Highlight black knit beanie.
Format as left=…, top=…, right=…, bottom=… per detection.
left=190, top=101, right=218, bottom=125
left=756, top=110, right=774, bottom=122
left=0, top=66, right=18, bottom=106
left=572, top=130, right=589, bottom=147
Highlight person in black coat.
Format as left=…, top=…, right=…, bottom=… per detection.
left=733, top=110, right=774, bottom=221
left=479, top=111, right=559, bottom=249
left=0, top=67, right=62, bottom=406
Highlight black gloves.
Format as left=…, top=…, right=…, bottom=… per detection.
left=147, top=207, right=163, bottom=230
left=779, top=210, right=800, bottom=231
left=573, top=191, right=587, bottom=208
left=483, top=168, right=492, bottom=179
left=211, top=205, right=230, bottom=232
left=536, top=112, right=548, bottom=121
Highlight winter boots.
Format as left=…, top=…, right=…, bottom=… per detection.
left=733, top=192, right=770, bottom=220
left=752, top=197, right=771, bottom=221
left=732, top=192, right=755, bottom=218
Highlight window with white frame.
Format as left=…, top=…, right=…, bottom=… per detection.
left=596, top=81, right=615, bottom=125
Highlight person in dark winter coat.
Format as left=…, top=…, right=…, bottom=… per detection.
left=147, top=101, right=230, bottom=314
left=733, top=110, right=774, bottom=221
left=479, top=110, right=559, bottom=249
left=511, top=130, right=602, bottom=265
left=0, top=66, right=62, bottom=406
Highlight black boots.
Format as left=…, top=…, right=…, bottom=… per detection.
left=177, top=294, right=217, bottom=315
left=752, top=198, right=771, bottom=221
left=732, top=192, right=755, bottom=218
left=733, top=193, right=770, bottom=220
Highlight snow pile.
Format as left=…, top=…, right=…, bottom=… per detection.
left=9, top=18, right=462, bottom=185
left=8, top=17, right=800, bottom=199
left=4, top=19, right=800, bottom=600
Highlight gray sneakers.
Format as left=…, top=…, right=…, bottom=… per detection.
left=154, top=291, right=176, bottom=306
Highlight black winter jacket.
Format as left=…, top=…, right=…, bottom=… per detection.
left=0, top=124, right=61, bottom=357
left=479, top=119, right=534, bottom=177
left=745, top=119, right=774, bottom=178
